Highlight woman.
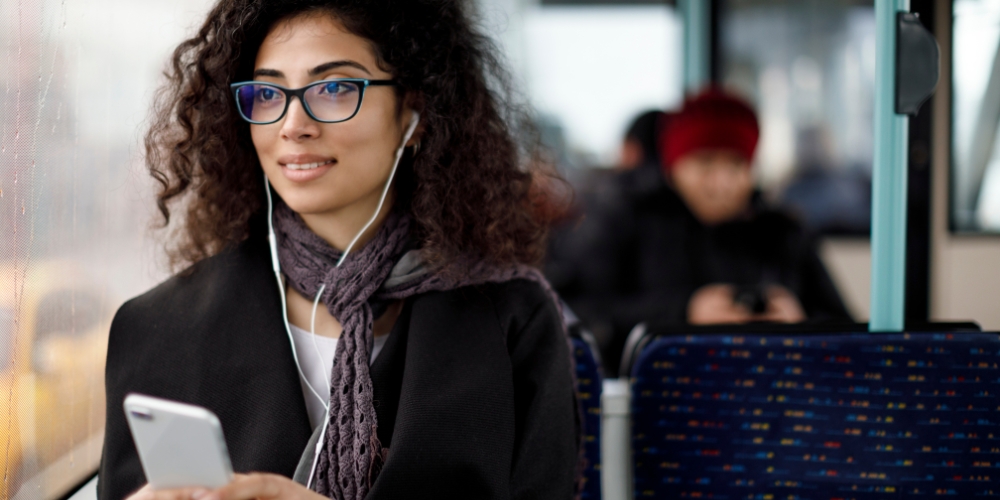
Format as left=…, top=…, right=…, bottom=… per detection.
left=98, top=1, right=579, bottom=499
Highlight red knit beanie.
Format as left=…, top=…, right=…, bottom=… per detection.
left=660, top=87, right=760, bottom=171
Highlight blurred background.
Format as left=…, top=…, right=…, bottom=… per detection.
left=1, top=0, right=211, bottom=496
left=1, top=0, right=999, bottom=497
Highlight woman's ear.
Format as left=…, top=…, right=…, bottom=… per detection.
left=402, top=93, right=426, bottom=147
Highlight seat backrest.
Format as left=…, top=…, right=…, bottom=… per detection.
left=571, top=328, right=603, bottom=499
left=631, top=332, right=999, bottom=498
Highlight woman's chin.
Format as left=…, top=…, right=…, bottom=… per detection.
left=281, top=199, right=339, bottom=217
left=272, top=190, right=336, bottom=215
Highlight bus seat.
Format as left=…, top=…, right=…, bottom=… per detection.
left=630, top=331, right=999, bottom=498
left=568, top=318, right=604, bottom=499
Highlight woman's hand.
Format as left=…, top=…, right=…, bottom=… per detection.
left=126, top=484, right=203, bottom=500
left=204, top=474, right=328, bottom=500
left=125, top=474, right=327, bottom=500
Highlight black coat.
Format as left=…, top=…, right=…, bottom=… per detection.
left=552, top=182, right=852, bottom=374
left=97, top=221, right=578, bottom=500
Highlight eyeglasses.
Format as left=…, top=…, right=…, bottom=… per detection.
left=229, top=78, right=397, bottom=124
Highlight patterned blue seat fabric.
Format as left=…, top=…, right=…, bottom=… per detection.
left=572, top=336, right=603, bottom=499
left=631, top=332, right=1000, bottom=498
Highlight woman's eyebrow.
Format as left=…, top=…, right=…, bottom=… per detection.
left=253, top=68, right=284, bottom=78
left=253, top=60, right=372, bottom=80
left=308, top=60, right=372, bottom=77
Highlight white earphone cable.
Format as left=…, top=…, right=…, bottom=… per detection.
left=264, top=178, right=329, bottom=410
left=267, top=113, right=420, bottom=411
left=266, top=111, right=420, bottom=488
left=335, top=113, right=421, bottom=267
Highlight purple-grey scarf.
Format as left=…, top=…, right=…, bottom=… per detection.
left=271, top=199, right=571, bottom=499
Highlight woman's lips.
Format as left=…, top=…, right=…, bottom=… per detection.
left=280, top=159, right=335, bottom=182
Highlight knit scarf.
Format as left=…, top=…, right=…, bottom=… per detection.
left=271, top=199, right=569, bottom=499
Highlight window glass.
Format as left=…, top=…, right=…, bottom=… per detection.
left=0, top=307, right=13, bottom=373
left=516, top=4, right=683, bottom=166
left=720, top=0, right=876, bottom=235
left=0, top=1, right=207, bottom=497
left=952, top=0, right=1000, bottom=232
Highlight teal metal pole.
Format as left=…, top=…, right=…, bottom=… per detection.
left=870, top=0, right=910, bottom=331
left=679, top=0, right=710, bottom=92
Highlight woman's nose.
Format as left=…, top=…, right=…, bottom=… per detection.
left=280, top=98, right=321, bottom=141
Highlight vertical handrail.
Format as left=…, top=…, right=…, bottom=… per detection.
left=679, top=0, right=710, bottom=92
left=601, top=379, right=632, bottom=500
left=870, top=0, right=911, bottom=331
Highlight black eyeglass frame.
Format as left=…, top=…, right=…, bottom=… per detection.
left=229, top=78, right=397, bottom=125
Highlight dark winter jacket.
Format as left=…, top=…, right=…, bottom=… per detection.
left=551, top=181, right=851, bottom=373
left=98, top=219, right=578, bottom=500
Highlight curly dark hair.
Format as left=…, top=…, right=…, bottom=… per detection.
left=147, top=0, right=554, bottom=271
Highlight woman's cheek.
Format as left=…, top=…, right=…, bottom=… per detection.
left=250, top=127, right=278, bottom=167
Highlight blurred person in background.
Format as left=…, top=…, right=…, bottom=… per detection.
left=615, top=109, right=671, bottom=200
left=99, top=1, right=579, bottom=499
left=618, top=110, right=663, bottom=171
left=544, top=110, right=669, bottom=346
left=557, top=88, right=851, bottom=374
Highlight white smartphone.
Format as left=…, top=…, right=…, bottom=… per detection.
left=123, top=393, right=234, bottom=489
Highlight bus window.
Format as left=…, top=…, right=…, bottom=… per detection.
left=719, top=0, right=876, bottom=236
left=515, top=2, right=683, bottom=166
left=34, top=290, right=104, bottom=341
left=0, top=1, right=209, bottom=497
left=952, top=0, right=1000, bottom=232
left=0, top=306, right=13, bottom=373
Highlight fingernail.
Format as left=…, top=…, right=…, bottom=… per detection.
left=191, top=489, right=209, bottom=500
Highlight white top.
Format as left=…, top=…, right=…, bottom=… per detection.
left=289, top=324, right=389, bottom=429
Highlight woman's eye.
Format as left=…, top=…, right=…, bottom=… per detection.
left=256, top=88, right=283, bottom=102
left=319, top=82, right=351, bottom=96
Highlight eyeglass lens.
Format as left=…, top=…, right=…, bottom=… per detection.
left=235, top=81, right=362, bottom=123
